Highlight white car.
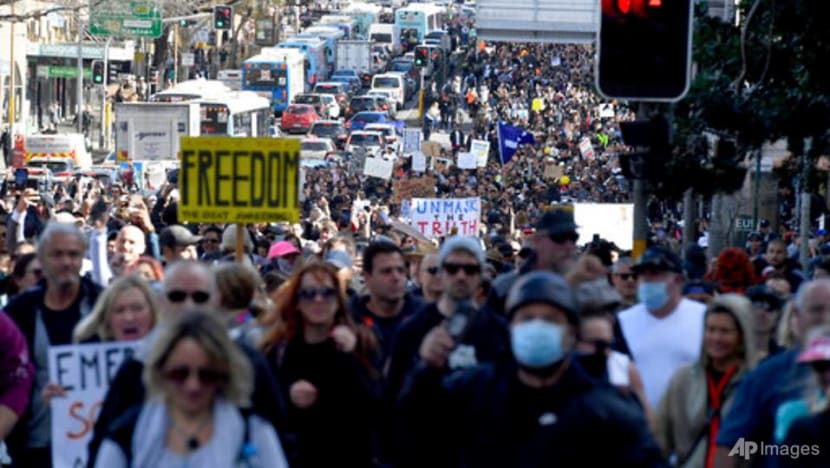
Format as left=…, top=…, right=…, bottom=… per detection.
left=301, top=137, right=337, bottom=160
left=365, top=90, right=397, bottom=118
left=346, top=131, right=385, bottom=156
left=364, top=123, right=400, bottom=152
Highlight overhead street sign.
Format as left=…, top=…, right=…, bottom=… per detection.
left=178, top=137, right=301, bottom=224
left=90, top=1, right=163, bottom=38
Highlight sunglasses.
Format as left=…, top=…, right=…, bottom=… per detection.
left=443, top=263, right=481, bottom=276
left=166, top=290, right=211, bottom=304
left=549, top=232, right=579, bottom=244
left=614, top=273, right=636, bottom=281
left=163, top=366, right=228, bottom=386
left=427, top=266, right=440, bottom=275
left=297, top=287, right=338, bottom=302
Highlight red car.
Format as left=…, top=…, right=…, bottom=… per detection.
left=280, top=104, right=320, bottom=134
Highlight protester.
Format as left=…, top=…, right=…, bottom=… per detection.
left=610, top=256, right=637, bottom=309
left=0, top=313, right=34, bottom=465
left=4, top=253, right=41, bottom=299
left=93, top=310, right=288, bottom=467
left=654, top=294, right=757, bottom=468
left=214, top=262, right=270, bottom=348
left=73, top=275, right=159, bottom=343
left=261, top=261, right=380, bottom=468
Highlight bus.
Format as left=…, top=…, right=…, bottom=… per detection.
left=394, top=3, right=446, bottom=50
left=242, top=49, right=306, bottom=114
left=149, top=79, right=231, bottom=102
left=276, top=38, right=330, bottom=88
left=340, top=2, right=382, bottom=39
left=296, top=25, right=344, bottom=72
left=196, top=90, right=272, bottom=137
left=318, top=15, right=357, bottom=39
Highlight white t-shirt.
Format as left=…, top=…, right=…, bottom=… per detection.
left=607, top=350, right=631, bottom=387
left=617, top=298, right=706, bottom=409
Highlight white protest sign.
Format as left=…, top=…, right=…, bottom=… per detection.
left=363, top=157, right=394, bottom=180
left=597, top=103, right=615, bottom=118
left=573, top=203, right=634, bottom=251
left=470, top=139, right=490, bottom=168
left=412, top=151, right=426, bottom=173
left=457, top=152, right=477, bottom=169
left=410, top=197, right=481, bottom=238
left=403, top=128, right=422, bottom=153
left=49, top=342, right=139, bottom=468
left=578, top=137, right=595, bottom=160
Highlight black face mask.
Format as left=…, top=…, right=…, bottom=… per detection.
left=576, top=340, right=612, bottom=379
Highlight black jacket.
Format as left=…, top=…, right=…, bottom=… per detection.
left=349, top=293, right=425, bottom=367
left=87, top=338, right=286, bottom=467
left=395, top=358, right=668, bottom=468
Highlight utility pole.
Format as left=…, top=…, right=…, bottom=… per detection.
left=799, top=137, right=813, bottom=268
left=7, top=0, right=15, bottom=138
left=76, top=9, right=84, bottom=133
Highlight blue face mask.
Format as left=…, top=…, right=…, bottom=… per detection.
left=638, top=281, right=670, bottom=311
left=511, top=319, right=565, bottom=368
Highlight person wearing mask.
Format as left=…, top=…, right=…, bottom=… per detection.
left=396, top=271, right=666, bottom=467
left=94, top=310, right=288, bottom=467
left=3, top=222, right=102, bottom=466
left=266, top=241, right=302, bottom=278
left=159, top=225, right=201, bottom=264
left=73, top=275, right=159, bottom=343
left=349, top=240, right=425, bottom=364
left=261, top=261, right=379, bottom=468
left=615, top=247, right=706, bottom=410
left=610, top=256, right=637, bottom=309
left=87, top=261, right=286, bottom=465
left=780, top=327, right=830, bottom=467
left=654, top=294, right=758, bottom=468
left=715, top=279, right=830, bottom=467
left=746, top=284, right=786, bottom=362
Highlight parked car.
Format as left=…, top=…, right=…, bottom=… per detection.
left=346, top=111, right=400, bottom=132
left=280, top=104, right=320, bottom=133
left=300, top=137, right=337, bottom=160
left=346, top=130, right=386, bottom=156
left=309, top=120, right=349, bottom=149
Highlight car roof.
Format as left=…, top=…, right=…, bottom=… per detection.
left=350, top=130, right=383, bottom=136
left=315, top=82, right=345, bottom=87
left=312, top=120, right=344, bottom=125
left=301, top=137, right=335, bottom=144
left=365, top=123, right=394, bottom=129
left=287, top=103, right=315, bottom=109
left=352, top=111, right=385, bottom=117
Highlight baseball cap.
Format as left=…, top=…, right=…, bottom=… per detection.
left=632, top=247, right=683, bottom=274
left=325, top=250, right=353, bottom=270
left=438, top=236, right=486, bottom=267
left=746, top=285, right=783, bottom=311
left=268, top=241, right=300, bottom=260
left=159, top=225, right=201, bottom=248
left=535, top=206, right=578, bottom=235
left=797, top=335, right=830, bottom=364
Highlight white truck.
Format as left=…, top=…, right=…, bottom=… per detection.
left=23, top=134, right=92, bottom=170
left=114, top=102, right=200, bottom=162
left=335, top=40, right=376, bottom=76
left=368, top=23, right=400, bottom=55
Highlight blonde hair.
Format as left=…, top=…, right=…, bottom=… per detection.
left=73, top=275, right=160, bottom=343
left=144, top=309, right=253, bottom=406
left=776, top=300, right=799, bottom=349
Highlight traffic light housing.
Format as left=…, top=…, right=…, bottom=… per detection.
left=213, top=5, right=232, bottom=30
left=597, top=0, right=694, bottom=101
left=414, top=46, right=429, bottom=67
left=91, top=60, right=105, bottom=85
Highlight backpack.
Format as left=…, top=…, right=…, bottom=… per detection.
left=104, top=405, right=258, bottom=467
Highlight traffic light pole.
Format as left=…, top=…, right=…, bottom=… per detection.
left=631, top=102, right=652, bottom=261
left=99, top=38, right=112, bottom=149
left=76, top=14, right=84, bottom=133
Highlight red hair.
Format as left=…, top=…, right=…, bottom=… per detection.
left=708, top=247, right=758, bottom=294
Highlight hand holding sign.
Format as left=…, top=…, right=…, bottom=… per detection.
left=42, top=382, right=67, bottom=403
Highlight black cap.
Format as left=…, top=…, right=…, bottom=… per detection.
left=536, top=206, right=578, bottom=235
left=746, top=285, right=783, bottom=310
left=760, top=219, right=770, bottom=228
left=633, top=247, right=683, bottom=274
left=748, top=232, right=762, bottom=241
left=506, top=271, right=578, bottom=324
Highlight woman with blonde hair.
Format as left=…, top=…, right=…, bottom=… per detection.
left=73, top=275, right=159, bottom=343
left=261, top=260, right=380, bottom=468
left=94, top=309, right=288, bottom=467
left=654, top=294, right=758, bottom=468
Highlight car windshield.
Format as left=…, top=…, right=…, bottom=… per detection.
left=294, top=95, right=319, bottom=104
left=29, top=161, right=70, bottom=173
left=333, top=70, right=357, bottom=78
left=315, top=85, right=339, bottom=95
left=350, top=134, right=381, bottom=146
left=311, top=124, right=343, bottom=137
left=289, top=106, right=311, bottom=114
left=390, top=62, right=412, bottom=72
left=351, top=98, right=375, bottom=109
left=373, top=77, right=399, bottom=88
left=302, top=141, right=331, bottom=151
left=354, top=113, right=381, bottom=123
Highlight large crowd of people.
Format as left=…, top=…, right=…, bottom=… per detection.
left=0, top=11, right=828, bottom=468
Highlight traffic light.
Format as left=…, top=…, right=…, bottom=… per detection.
left=414, top=46, right=429, bottom=67
left=597, top=0, right=694, bottom=101
left=213, top=5, right=232, bottom=30
left=91, top=60, right=105, bottom=85
left=617, top=116, right=670, bottom=180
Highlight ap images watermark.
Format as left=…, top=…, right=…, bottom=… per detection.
left=729, top=438, right=820, bottom=460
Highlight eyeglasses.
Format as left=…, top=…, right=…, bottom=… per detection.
left=549, top=232, right=579, bottom=244
left=614, top=273, right=636, bottom=281
left=163, top=366, right=228, bottom=386
left=426, top=266, right=440, bottom=275
left=297, top=287, right=338, bottom=302
left=166, top=290, right=211, bottom=304
left=443, top=263, right=481, bottom=276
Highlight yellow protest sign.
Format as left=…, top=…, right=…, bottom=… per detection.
left=532, top=98, right=545, bottom=112
left=178, top=137, right=300, bottom=224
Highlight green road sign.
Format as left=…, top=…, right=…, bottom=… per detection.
left=90, top=1, right=163, bottom=38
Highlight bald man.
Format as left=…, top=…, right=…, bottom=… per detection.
left=160, top=260, right=218, bottom=318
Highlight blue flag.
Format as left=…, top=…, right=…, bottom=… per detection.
left=498, top=121, right=535, bottom=165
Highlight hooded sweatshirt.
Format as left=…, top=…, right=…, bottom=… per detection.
left=653, top=293, right=759, bottom=468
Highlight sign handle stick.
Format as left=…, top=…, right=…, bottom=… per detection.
left=236, top=223, right=245, bottom=263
